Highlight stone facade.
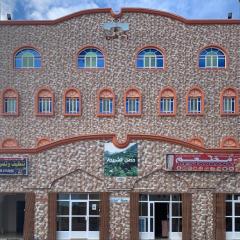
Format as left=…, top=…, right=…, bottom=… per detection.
left=0, top=8, right=239, bottom=240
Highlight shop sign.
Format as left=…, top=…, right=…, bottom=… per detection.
left=165, top=154, right=240, bottom=172
left=0, top=158, right=28, bottom=175
left=110, top=197, right=130, bottom=203
left=104, top=142, right=138, bottom=176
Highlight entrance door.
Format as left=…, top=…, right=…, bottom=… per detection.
left=16, top=201, right=25, bottom=234
left=155, top=203, right=169, bottom=239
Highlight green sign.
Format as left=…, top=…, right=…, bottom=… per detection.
left=104, top=143, right=138, bottom=176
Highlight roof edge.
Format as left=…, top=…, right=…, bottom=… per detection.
left=0, top=8, right=240, bottom=25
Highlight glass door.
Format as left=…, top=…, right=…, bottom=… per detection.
left=57, top=193, right=100, bottom=240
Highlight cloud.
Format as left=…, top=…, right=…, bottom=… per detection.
left=22, top=0, right=99, bottom=20
left=0, top=0, right=16, bottom=20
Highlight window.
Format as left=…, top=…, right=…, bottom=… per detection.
left=1, top=88, right=19, bottom=116
left=136, top=48, right=164, bottom=69
left=226, top=194, right=240, bottom=239
left=220, top=88, right=239, bottom=115
left=125, top=88, right=142, bottom=115
left=186, top=87, right=204, bottom=115
left=78, top=48, right=104, bottom=68
left=221, top=137, right=238, bottom=148
left=159, top=87, right=176, bottom=116
left=64, top=88, right=81, bottom=116
left=199, top=47, right=226, bottom=68
left=97, top=88, right=115, bottom=116
left=15, top=48, right=41, bottom=69
left=35, top=88, right=54, bottom=116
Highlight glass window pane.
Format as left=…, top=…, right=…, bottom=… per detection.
left=58, top=194, right=70, bottom=200
left=235, top=203, right=240, bottom=216
left=89, top=217, right=99, bottom=231
left=71, top=194, right=87, bottom=200
left=72, top=217, right=86, bottom=231
left=140, top=194, right=148, bottom=201
left=149, top=195, right=170, bottom=201
left=226, top=194, right=232, bottom=200
left=57, top=201, right=69, bottom=215
left=226, top=217, right=232, bottom=231
left=172, top=203, right=182, bottom=217
left=57, top=217, right=69, bottom=231
left=226, top=202, right=232, bottom=216
left=89, top=194, right=100, bottom=200
left=235, top=218, right=240, bottom=231
left=139, top=202, right=148, bottom=216
left=72, top=202, right=86, bottom=215
left=234, top=195, right=240, bottom=200
left=172, top=218, right=182, bottom=232
left=172, top=195, right=181, bottom=201
left=89, top=201, right=100, bottom=215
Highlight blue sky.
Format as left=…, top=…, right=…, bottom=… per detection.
left=0, top=0, right=240, bottom=20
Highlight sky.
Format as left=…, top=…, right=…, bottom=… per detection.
left=0, top=0, right=240, bottom=20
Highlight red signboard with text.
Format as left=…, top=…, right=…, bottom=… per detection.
left=166, top=154, right=240, bottom=172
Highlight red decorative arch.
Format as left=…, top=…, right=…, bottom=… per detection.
left=158, top=87, right=177, bottom=116
left=124, top=87, right=142, bottom=116
left=188, top=137, right=204, bottom=147
left=220, top=137, right=239, bottom=148
left=63, top=87, right=81, bottom=116
left=35, top=86, right=54, bottom=116
left=36, top=138, right=51, bottom=147
left=220, top=87, right=239, bottom=116
left=1, top=138, right=19, bottom=149
left=186, top=86, right=205, bottom=115
left=97, top=88, right=115, bottom=117
left=1, top=88, right=19, bottom=116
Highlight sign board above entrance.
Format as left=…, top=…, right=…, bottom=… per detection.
left=166, top=154, right=240, bottom=172
left=0, top=158, right=28, bottom=175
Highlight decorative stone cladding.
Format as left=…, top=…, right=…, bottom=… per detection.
left=0, top=8, right=239, bottom=240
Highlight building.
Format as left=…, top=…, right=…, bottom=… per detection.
left=0, top=7, right=239, bottom=240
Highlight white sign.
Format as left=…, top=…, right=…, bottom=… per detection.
left=110, top=197, right=130, bottom=203
left=116, top=177, right=126, bottom=183
left=92, top=204, right=97, bottom=210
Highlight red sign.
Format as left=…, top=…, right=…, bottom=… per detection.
left=166, top=154, right=240, bottom=172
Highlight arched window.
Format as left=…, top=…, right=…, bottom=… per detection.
left=189, top=137, right=204, bottom=147
left=15, top=48, right=41, bottom=68
left=220, top=88, right=239, bottom=115
left=1, top=88, right=19, bottom=115
left=124, top=88, right=142, bottom=116
left=159, top=87, right=176, bottom=116
left=186, top=87, right=204, bottom=115
left=1, top=138, right=19, bottom=148
left=220, top=137, right=238, bottom=148
left=136, top=48, right=164, bottom=69
left=199, top=47, right=226, bottom=69
left=97, top=88, right=115, bottom=116
left=35, top=87, right=54, bottom=116
left=78, top=48, right=104, bottom=68
left=64, top=88, right=81, bottom=116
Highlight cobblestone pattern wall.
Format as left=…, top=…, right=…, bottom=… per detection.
left=0, top=140, right=239, bottom=239
left=0, top=12, right=239, bottom=148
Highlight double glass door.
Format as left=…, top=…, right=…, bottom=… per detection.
left=57, top=193, right=100, bottom=240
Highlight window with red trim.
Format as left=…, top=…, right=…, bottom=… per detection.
left=186, top=87, right=204, bottom=115
left=124, top=88, right=142, bottom=116
left=221, top=137, right=238, bottom=148
left=64, top=88, right=81, bottom=116
left=220, top=88, right=239, bottom=115
left=97, top=89, right=115, bottom=116
left=1, top=88, right=19, bottom=116
left=35, top=88, right=54, bottom=115
left=159, top=87, right=176, bottom=116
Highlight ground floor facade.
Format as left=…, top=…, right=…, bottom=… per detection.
left=0, top=138, right=239, bottom=240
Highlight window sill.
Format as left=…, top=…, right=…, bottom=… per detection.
left=96, top=113, right=115, bottom=117
left=186, top=113, right=204, bottom=116
left=158, top=113, right=176, bottom=117
left=64, top=113, right=81, bottom=117
left=35, top=113, right=54, bottom=117
left=220, top=113, right=239, bottom=116
left=1, top=113, right=19, bottom=117
left=124, top=113, right=142, bottom=117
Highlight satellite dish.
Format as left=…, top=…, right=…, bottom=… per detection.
left=103, top=22, right=129, bottom=31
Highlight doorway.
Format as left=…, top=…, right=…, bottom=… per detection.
left=16, top=201, right=25, bottom=234
left=155, top=203, right=169, bottom=239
